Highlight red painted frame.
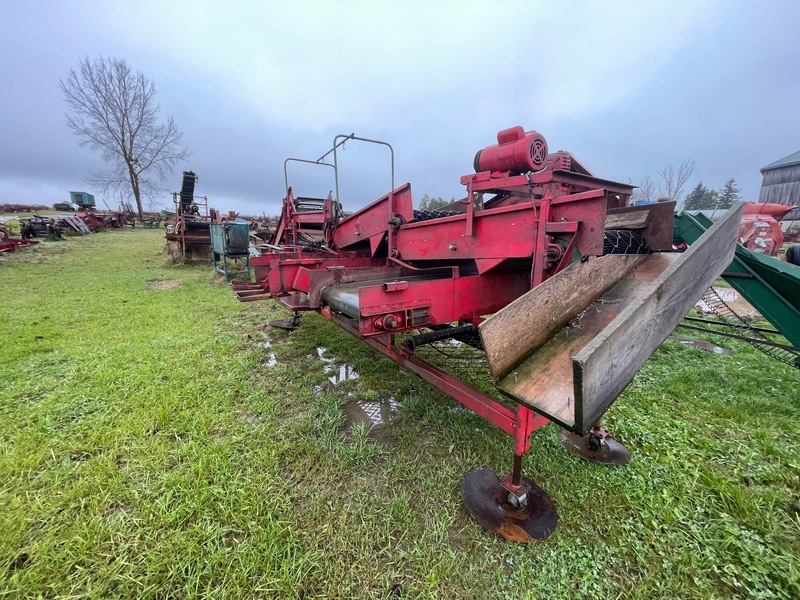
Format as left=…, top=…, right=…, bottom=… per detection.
left=239, top=142, right=636, bottom=488
left=325, top=309, right=549, bottom=458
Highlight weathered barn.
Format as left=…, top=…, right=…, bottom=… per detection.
left=759, top=150, right=800, bottom=220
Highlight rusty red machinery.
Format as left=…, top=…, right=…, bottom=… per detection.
left=738, top=201, right=798, bottom=255
left=267, top=157, right=337, bottom=248
left=0, top=226, right=39, bottom=253
left=235, top=128, right=741, bottom=541
left=165, top=171, right=213, bottom=258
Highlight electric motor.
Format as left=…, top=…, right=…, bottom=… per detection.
left=473, top=126, right=548, bottom=175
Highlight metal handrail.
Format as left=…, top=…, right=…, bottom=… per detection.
left=317, top=133, right=395, bottom=205
left=283, top=157, right=336, bottom=196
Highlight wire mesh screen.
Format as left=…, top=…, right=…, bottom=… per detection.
left=409, top=328, right=504, bottom=398
left=298, top=232, right=325, bottom=247
left=412, top=210, right=462, bottom=222
left=603, top=230, right=650, bottom=254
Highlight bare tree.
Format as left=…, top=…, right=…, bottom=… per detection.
left=60, top=56, right=190, bottom=219
left=656, top=159, right=696, bottom=204
left=631, top=175, right=656, bottom=203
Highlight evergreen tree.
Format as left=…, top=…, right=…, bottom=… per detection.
left=705, top=189, right=720, bottom=209
left=684, top=182, right=709, bottom=211
left=717, top=178, right=742, bottom=209
left=683, top=181, right=722, bottom=210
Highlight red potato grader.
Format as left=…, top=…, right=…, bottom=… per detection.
left=235, top=128, right=742, bottom=541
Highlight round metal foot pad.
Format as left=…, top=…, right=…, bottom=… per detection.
left=269, top=319, right=298, bottom=330
left=557, top=429, right=631, bottom=465
left=461, top=467, right=557, bottom=542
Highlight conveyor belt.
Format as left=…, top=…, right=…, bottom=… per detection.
left=320, top=275, right=444, bottom=320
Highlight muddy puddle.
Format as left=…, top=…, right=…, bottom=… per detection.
left=313, top=346, right=398, bottom=440
left=670, top=335, right=731, bottom=355
left=316, top=347, right=360, bottom=384
left=339, top=396, right=400, bottom=442
left=258, top=334, right=278, bottom=367
left=695, top=287, right=760, bottom=319
left=147, top=279, right=181, bottom=291
left=695, top=287, right=737, bottom=311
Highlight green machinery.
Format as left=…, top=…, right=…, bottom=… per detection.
left=675, top=211, right=800, bottom=365
left=69, top=191, right=96, bottom=210
left=210, top=220, right=252, bottom=281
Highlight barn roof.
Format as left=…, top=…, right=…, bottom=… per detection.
left=761, top=149, right=800, bottom=173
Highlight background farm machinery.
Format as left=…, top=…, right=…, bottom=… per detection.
left=235, top=127, right=743, bottom=541
left=738, top=201, right=798, bottom=255
left=19, top=212, right=122, bottom=237
left=164, top=171, right=212, bottom=259
left=164, top=169, right=272, bottom=270
left=210, top=218, right=252, bottom=280
left=678, top=212, right=800, bottom=367
left=50, top=191, right=129, bottom=230
left=0, top=225, right=38, bottom=253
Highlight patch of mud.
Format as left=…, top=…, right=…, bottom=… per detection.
left=7, top=552, right=30, bottom=572
left=147, top=279, right=182, bottom=291
left=316, top=346, right=359, bottom=384
left=669, top=335, right=732, bottom=356
left=224, top=531, right=247, bottom=547
left=240, top=412, right=261, bottom=426
left=69, top=450, right=94, bottom=463
left=339, top=396, right=400, bottom=442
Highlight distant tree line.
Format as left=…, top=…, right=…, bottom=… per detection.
left=629, top=158, right=743, bottom=211
left=418, top=195, right=455, bottom=210
left=683, top=178, right=742, bottom=211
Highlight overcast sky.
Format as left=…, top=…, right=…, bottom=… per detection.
left=2, top=0, right=799, bottom=216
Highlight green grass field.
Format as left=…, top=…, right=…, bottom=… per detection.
left=1, top=229, right=799, bottom=599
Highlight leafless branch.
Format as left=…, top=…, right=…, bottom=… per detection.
left=657, top=159, right=695, bottom=202
left=60, top=56, right=191, bottom=218
left=631, top=175, right=656, bottom=203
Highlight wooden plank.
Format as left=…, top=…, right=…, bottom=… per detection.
left=605, top=210, right=649, bottom=230
left=496, top=254, right=676, bottom=428
left=479, top=254, right=648, bottom=378
left=573, top=203, right=744, bottom=431
left=71, top=216, right=90, bottom=233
